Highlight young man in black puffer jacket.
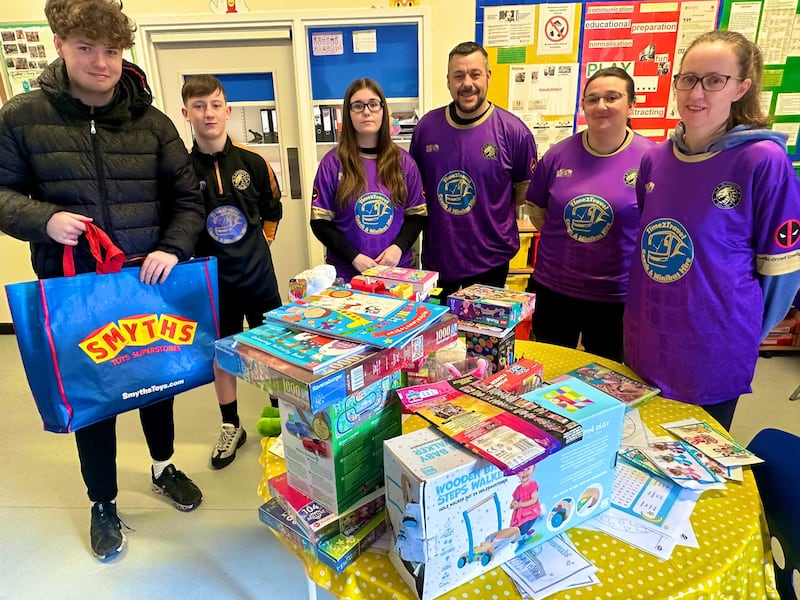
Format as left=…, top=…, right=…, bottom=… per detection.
left=0, top=0, right=206, bottom=560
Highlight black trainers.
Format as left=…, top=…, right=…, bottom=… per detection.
left=151, top=464, right=202, bottom=511
left=90, top=501, right=125, bottom=560
left=211, top=423, right=247, bottom=469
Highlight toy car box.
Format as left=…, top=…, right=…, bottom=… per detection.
left=383, top=376, right=625, bottom=600
left=215, top=313, right=458, bottom=413
left=258, top=498, right=387, bottom=573
left=280, top=370, right=403, bottom=513
left=447, top=284, right=535, bottom=329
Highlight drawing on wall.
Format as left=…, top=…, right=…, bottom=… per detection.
left=209, top=0, right=250, bottom=14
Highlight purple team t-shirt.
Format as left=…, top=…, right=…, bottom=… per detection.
left=527, top=129, right=655, bottom=302
left=311, top=148, right=425, bottom=282
left=624, top=139, right=800, bottom=404
left=409, top=104, right=537, bottom=282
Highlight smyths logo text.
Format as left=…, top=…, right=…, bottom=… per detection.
left=79, top=314, right=198, bottom=363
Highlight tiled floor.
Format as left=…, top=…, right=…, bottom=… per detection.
left=0, top=333, right=798, bottom=600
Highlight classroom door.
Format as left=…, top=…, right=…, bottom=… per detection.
left=151, top=35, right=308, bottom=301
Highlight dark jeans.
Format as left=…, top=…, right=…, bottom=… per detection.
left=436, top=262, right=510, bottom=303
left=75, top=397, right=175, bottom=502
left=527, top=280, right=625, bottom=362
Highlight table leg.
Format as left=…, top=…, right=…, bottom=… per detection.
left=307, top=576, right=318, bottom=600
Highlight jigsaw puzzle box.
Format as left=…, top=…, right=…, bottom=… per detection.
left=280, top=370, right=403, bottom=513
left=383, top=376, right=625, bottom=600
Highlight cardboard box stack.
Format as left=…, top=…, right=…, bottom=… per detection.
left=447, top=284, right=536, bottom=374
left=215, top=289, right=458, bottom=573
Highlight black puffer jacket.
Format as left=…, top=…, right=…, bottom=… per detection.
left=0, top=59, right=204, bottom=277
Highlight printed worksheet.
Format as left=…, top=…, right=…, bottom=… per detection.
left=608, top=461, right=697, bottom=536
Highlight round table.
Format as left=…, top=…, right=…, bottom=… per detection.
left=258, top=341, right=778, bottom=600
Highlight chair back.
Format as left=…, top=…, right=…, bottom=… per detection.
left=747, top=428, right=800, bottom=600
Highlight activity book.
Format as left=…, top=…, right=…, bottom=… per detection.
left=263, top=287, right=450, bottom=349
left=234, top=322, right=367, bottom=373
left=392, top=375, right=589, bottom=475
left=559, top=362, right=660, bottom=409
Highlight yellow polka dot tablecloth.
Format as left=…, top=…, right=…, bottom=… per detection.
left=257, top=341, right=778, bottom=600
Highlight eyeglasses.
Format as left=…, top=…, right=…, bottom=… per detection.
left=672, top=73, right=741, bottom=91
left=349, top=100, right=384, bottom=113
left=582, top=92, right=626, bottom=107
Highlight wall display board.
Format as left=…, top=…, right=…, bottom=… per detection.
left=1, top=22, right=135, bottom=101
left=582, top=0, right=718, bottom=139
left=307, top=23, right=419, bottom=101
left=1, top=24, right=58, bottom=97
left=477, top=2, right=584, bottom=155
left=719, top=0, right=800, bottom=163
left=477, top=0, right=800, bottom=164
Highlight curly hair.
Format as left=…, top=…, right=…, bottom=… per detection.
left=45, top=0, right=136, bottom=49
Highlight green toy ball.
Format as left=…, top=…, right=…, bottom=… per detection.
left=261, top=405, right=281, bottom=418
left=256, top=417, right=281, bottom=437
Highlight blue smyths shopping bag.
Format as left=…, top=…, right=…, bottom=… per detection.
left=5, top=225, right=219, bottom=432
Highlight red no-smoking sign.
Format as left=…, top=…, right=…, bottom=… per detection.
left=545, top=16, right=569, bottom=42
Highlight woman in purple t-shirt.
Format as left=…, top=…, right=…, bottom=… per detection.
left=525, top=68, right=655, bottom=361
left=624, top=30, right=800, bottom=429
left=310, top=78, right=427, bottom=282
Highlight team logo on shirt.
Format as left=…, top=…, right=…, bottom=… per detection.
left=206, top=205, right=247, bottom=244
left=564, top=195, right=613, bottom=243
left=556, top=169, right=573, bottom=178
left=641, top=218, right=694, bottom=283
left=775, top=219, right=800, bottom=249
left=437, top=170, right=476, bottom=215
left=231, top=169, right=251, bottom=191
left=355, top=192, right=393, bottom=235
left=711, top=181, right=741, bottom=209
left=482, top=143, right=498, bottom=160
left=623, top=169, right=638, bottom=187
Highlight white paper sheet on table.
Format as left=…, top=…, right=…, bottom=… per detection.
left=579, top=512, right=697, bottom=560
left=621, top=408, right=657, bottom=447
left=502, top=534, right=598, bottom=599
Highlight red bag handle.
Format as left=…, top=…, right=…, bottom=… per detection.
left=63, top=222, right=127, bottom=276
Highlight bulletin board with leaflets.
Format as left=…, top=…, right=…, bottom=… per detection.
left=475, top=0, right=800, bottom=168
left=0, top=22, right=135, bottom=102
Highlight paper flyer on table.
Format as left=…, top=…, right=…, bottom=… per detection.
left=640, top=440, right=726, bottom=489
left=502, top=534, right=598, bottom=599
left=660, top=419, right=763, bottom=467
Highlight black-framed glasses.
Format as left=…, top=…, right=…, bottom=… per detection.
left=349, top=100, right=384, bottom=113
left=582, top=92, right=626, bottom=107
left=673, top=73, right=741, bottom=91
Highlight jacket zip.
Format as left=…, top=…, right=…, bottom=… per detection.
left=213, top=159, right=224, bottom=195
left=89, top=108, right=114, bottom=240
